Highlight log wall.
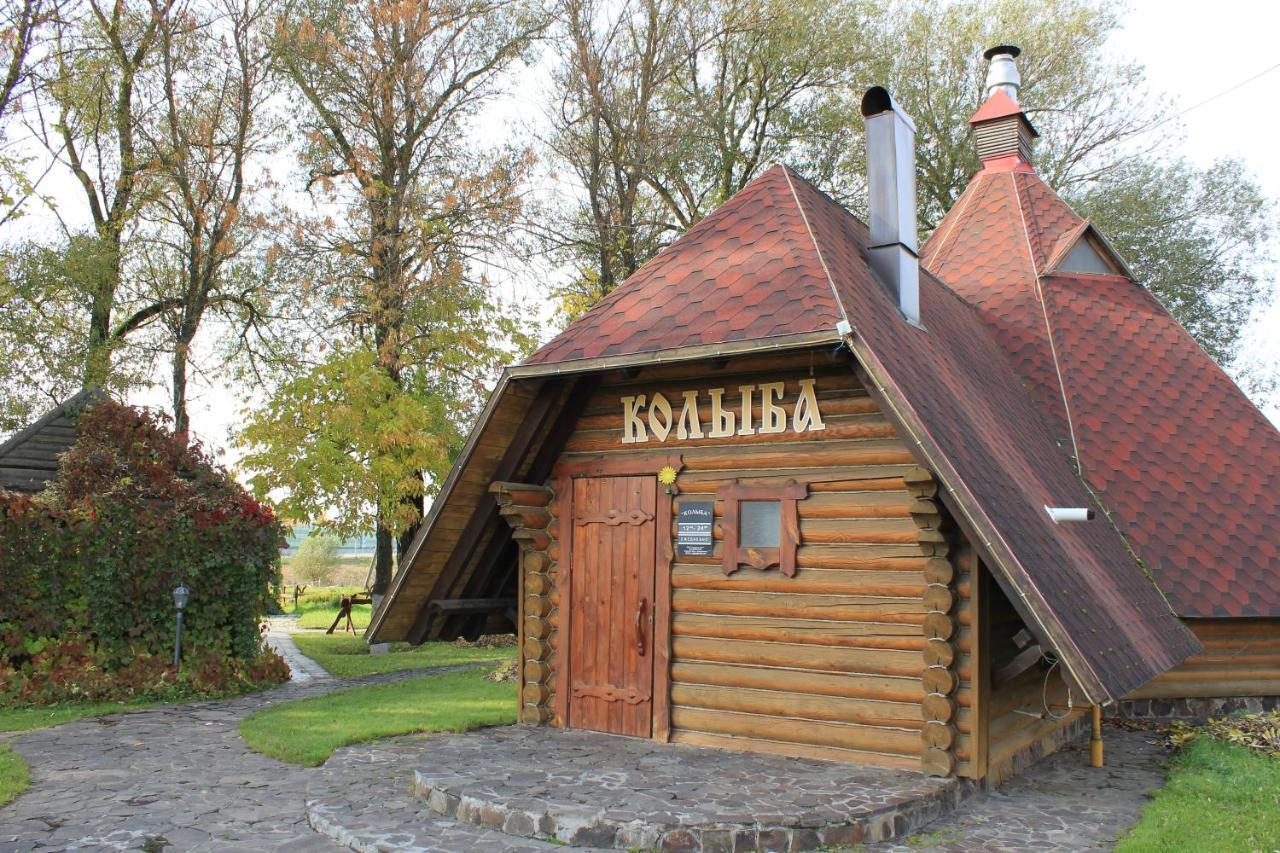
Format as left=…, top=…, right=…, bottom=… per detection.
left=1123, top=618, right=1280, bottom=703
left=542, top=349, right=978, bottom=771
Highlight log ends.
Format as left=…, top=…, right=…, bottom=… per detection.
left=913, top=467, right=963, bottom=777
left=493, top=480, right=556, bottom=727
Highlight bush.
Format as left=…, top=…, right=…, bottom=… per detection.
left=0, top=399, right=289, bottom=706
left=291, top=530, right=341, bottom=585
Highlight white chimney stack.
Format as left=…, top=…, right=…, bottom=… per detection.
left=861, top=86, right=921, bottom=327
left=984, top=44, right=1022, bottom=101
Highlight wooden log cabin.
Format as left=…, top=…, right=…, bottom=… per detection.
left=370, top=48, right=1279, bottom=783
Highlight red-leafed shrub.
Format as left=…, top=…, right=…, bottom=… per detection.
left=0, top=400, right=289, bottom=706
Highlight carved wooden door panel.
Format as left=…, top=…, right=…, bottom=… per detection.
left=568, top=475, right=657, bottom=737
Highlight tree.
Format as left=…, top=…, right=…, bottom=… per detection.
left=237, top=348, right=459, bottom=571
left=290, top=529, right=341, bottom=586
left=140, top=0, right=279, bottom=436
left=542, top=0, right=686, bottom=319
left=33, top=0, right=179, bottom=387
left=273, top=0, right=546, bottom=593
left=543, top=0, right=875, bottom=320
left=0, top=0, right=61, bottom=225
left=870, top=0, right=1171, bottom=230
left=645, top=0, right=875, bottom=227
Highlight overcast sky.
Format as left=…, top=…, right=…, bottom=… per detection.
left=36, top=0, right=1280, bottom=459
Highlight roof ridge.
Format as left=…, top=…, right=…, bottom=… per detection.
left=781, top=166, right=850, bottom=330
left=924, top=174, right=990, bottom=276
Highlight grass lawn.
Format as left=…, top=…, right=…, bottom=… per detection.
left=0, top=700, right=153, bottom=733
left=282, top=586, right=372, bottom=630
left=238, top=668, right=516, bottom=766
left=295, top=602, right=371, bottom=630
left=1116, top=738, right=1280, bottom=851
left=0, top=744, right=30, bottom=806
left=291, top=633, right=515, bottom=678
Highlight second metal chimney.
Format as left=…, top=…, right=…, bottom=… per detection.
left=861, top=86, right=920, bottom=326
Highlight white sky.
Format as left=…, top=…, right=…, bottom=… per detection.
left=17, top=0, right=1280, bottom=461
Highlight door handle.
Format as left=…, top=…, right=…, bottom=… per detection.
left=635, top=597, right=648, bottom=657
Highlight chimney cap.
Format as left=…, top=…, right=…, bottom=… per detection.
left=860, top=86, right=916, bottom=130
left=983, top=44, right=1021, bottom=60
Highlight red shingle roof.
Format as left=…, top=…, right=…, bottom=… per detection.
left=924, top=125, right=1280, bottom=619
left=784, top=172, right=1195, bottom=701
left=525, top=169, right=843, bottom=365
left=520, top=163, right=1197, bottom=701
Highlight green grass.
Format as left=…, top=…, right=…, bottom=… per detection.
left=0, top=700, right=154, bottom=733
left=1116, top=738, right=1280, bottom=851
left=282, top=586, right=372, bottom=630
left=0, top=743, right=31, bottom=806
left=238, top=668, right=516, bottom=766
left=291, top=633, right=515, bottom=678
left=295, top=603, right=372, bottom=630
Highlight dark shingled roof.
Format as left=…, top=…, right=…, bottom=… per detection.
left=923, top=92, right=1280, bottom=619
left=0, top=389, right=98, bottom=493
left=371, top=163, right=1200, bottom=703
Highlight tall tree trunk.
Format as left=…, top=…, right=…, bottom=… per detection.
left=395, top=491, right=424, bottom=569
left=171, top=332, right=193, bottom=437
left=83, top=237, right=121, bottom=389
left=373, top=517, right=393, bottom=595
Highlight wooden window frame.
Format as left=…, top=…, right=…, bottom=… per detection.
left=718, top=480, right=807, bottom=577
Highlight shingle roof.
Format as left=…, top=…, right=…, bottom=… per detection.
left=373, top=164, right=1198, bottom=702
left=924, top=99, right=1280, bottom=619
left=782, top=171, right=1196, bottom=701
left=0, top=389, right=97, bottom=493
left=525, top=169, right=844, bottom=365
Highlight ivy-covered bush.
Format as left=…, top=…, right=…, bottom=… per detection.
left=0, top=400, right=289, bottom=705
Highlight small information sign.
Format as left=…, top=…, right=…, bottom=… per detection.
left=676, top=501, right=714, bottom=557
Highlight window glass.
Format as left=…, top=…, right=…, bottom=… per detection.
left=739, top=500, right=781, bottom=548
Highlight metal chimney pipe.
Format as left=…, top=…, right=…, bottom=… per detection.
left=861, top=86, right=921, bottom=326
left=983, top=44, right=1022, bottom=101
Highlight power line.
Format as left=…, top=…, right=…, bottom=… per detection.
left=1151, top=59, right=1280, bottom=130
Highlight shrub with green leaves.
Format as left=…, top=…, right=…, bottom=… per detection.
left=0, top=399, right=289, bottom=705
left=290, top=530, right=342, bottom=585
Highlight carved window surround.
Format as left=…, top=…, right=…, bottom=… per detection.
left=717, top=480, right=807, bottom=577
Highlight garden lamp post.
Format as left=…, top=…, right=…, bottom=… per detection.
left=173, top=584, right=190, bottom=667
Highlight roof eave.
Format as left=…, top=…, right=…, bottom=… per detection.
left=512, top=330, right=843, bottom=379
left=366, top=369, right=515, bottom=642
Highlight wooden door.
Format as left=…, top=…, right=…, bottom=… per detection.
left=568, top=475, right=657, bottom=737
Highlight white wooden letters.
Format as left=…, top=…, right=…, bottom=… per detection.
left=620, top=379, right=825, bottom=445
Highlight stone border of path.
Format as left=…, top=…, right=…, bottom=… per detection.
left=301, top=726, right=1173, bottom=853
left=410, top=727, right=974, bottom=849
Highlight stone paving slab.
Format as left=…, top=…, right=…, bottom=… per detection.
left=409, top=727, right=972, bottom=849
left=0, top=665, right=512, bottom=852
left=1, top=630, right=1175, bottom=853
left=306, top=737, right=572, bottom=852
left=265, top=617, right=331, bottom=684
left=873, top=728, right=1172, bottom=851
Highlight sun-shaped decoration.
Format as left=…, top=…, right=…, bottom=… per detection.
left=657, top=465, right=678, bottom=486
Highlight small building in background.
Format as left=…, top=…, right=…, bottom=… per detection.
left=0, top=389, right=103, bottom=494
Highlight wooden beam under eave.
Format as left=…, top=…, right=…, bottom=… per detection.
left=408, top=379, right=564, bottom=644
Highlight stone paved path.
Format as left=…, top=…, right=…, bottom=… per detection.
left=0, top=666, right=519, bottom=852
left=407, top=726, right=963, bottom=849
left=875, top=728, right=1171, bottom=851
left=0, top=630, right=1173, bottom=852
left=264, top=617, right=330, bottom=684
